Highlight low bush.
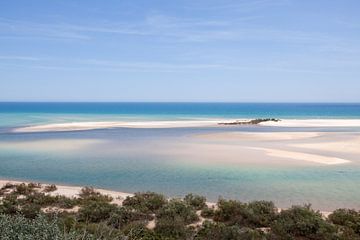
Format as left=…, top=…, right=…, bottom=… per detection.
left=43, top=184, right=57, bottom=192
left=213, top=199, right=247, bottom=224
left=195, top=221, right=265, bottom=240
left=0, top=214, right=61, bottom=240
left=123, top=192, right=167, bottom=213
left=107, top=206, right=151, bottom=229
left=78, top=200, right=117, bottom=223
left=271, top=205, right=337, bottom=239
left=157, top=199, right=199, bottom=225
left=201, top=206, right=215, bottom=218
left=79, top=187, right=113, bottom=203
left=246, top=200, right=277, bottom=227
left=329, top=208, right=360, bottom=235
left=184, top=193, right=207, bottom=210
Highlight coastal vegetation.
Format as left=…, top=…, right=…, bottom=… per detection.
left=1, top=182, right=360, bottom=239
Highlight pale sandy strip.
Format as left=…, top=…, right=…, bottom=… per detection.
left=248, top=147, right=350, bottom=165
left=260, top=119, right=360, bottom=127
left=12, top=119, right=360, bottom=133
left=12, top=120, right=221, bottom=133
left=290, top=139, right=360, bottom=154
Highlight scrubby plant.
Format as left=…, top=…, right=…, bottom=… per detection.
left=184, top=193, right=207, bottom=210
left=79, top=187, right=113, bottom=203
left=213, top=199, right=247, bottom=224
left=329, top=208, right=360, bottom=235
left=78, top=200, right=117, bottom=223
left=20, top=203, right=42, bottom=219
left=107, top=206, right=151, bottom=229
left=246, top=200, right=277, bottom=227
left=123, top=192, right=167, bottom=213
left=195, top=221, right=265, bottom=240
left=0, top=214, right=61, bottom=240
left=154, top=199, right=198, bottom=239
left=43, top=184, right=57, bottom=193
left=28, top=182, right=42, bottom=189
left=14, top=183, right=34, bottom=195
left=271, top=205, right=337, bottom=239
left=201, top=206, right=215, bottom=218
left=0, top=194, right=19, bottom=214
left=157, top=199, right=199, bottom=225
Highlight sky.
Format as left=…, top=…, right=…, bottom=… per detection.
left=0, top=0, right=359, bottom=102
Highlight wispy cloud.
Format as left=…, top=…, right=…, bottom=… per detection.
left=0, top=55, right=40, bottom=61
left=0, top=12, right=338, bottom=46
left=1, top=55, right=358, bottom=75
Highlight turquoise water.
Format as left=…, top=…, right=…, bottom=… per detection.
left=0, top=103, right=360, bottom=210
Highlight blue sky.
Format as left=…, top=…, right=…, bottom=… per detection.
left=0, top=0, right=359, bottom=102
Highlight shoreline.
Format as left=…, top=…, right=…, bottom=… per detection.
left=0, top=179, right=133, bottom=205
left=0, top=179, right=332, bottom=216
left=11, top=119, right=360, bottom=133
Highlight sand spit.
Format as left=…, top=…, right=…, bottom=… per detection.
left=249, top=147, right=350, bottom=165
left=11, top=119, right=360, bottom=133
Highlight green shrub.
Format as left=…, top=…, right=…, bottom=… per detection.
left=28, top=182, right=42, bottom=189
left=154, top=199, right=198, bottom=239
left=43, top=184, right=57, bottom=193
left=184, top=193, right=207, bottom=210
left=78, top=200, right=117, bottom=223
left=0, top=214, right=61, bottom=240
left=123, top=192, right=167, bottom=213
left=79, top=187, right=113, bottom=203
left=213, top=199, right=247, bottom=224
left=271, top=205, right=337, bottom=239
left=195, top=221, right=265, bottom=240
left=155, top=216, right=195, bottom=239
left=329, top=208, right=360, bottom=235
left=201, top=206, right=215, bottom=218
left=0, top=194, right=19, bottom=215
left=25, top=192, right=57, bottom=206
left=15, top=183, right=33, bottom=195
left=107, top=206, right=151, bottom=229
left=21, top=203, right=41, bottom=219
left=246, top=200, right=277, bottom=227
left=54, top=195, right=79, bottom=209
left=213, top=199, right=276, bottom=228
left=157, top=199, right=199, bottom=225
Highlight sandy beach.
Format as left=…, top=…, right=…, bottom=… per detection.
left=11, top=119, right=360, bottom=133
left=0, top=179, right=332, bottom=217
left=0, top=179, right=133, bottom=205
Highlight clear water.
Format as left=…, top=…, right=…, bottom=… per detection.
left=0, top=103, right=360, bottom=211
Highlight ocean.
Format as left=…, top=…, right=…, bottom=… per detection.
left=0, top=102, right=360, bottom=210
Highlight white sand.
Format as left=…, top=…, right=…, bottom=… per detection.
left=260, top=119, right=360, bottom=127
left=290, top=137, right=360, bottom=154
left=12, top=119, right=360, bottom=133
left=13, top=120, right=220, bottom=133
left=195, top=131, right=358, bottom=165
left=248, top=147, right=350, bottom=165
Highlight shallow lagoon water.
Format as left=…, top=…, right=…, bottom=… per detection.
left=1, top=103, right=360, bottom=211
left=0, top=127, right=360, bottom=211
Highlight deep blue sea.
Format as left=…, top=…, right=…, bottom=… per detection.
left=0, top=102, right=360, bottom=210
